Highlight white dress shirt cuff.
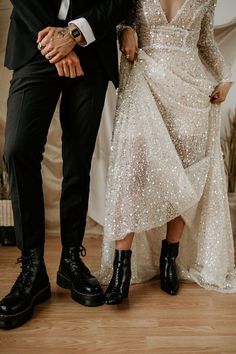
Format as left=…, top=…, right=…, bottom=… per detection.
left=69, top=18, right=95, bottom=47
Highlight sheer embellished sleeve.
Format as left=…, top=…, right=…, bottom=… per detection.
left=197, top=0, right=232, bottom=83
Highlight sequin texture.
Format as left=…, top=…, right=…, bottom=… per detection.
left=98, top=0, right=236, bottom=292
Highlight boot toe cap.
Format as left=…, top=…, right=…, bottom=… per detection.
left=0, top=294, right=27, bottom=316
left=105, top=292, right=124, bottom=305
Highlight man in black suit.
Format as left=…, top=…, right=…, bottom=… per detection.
left=0, top=0, right=130, bottom=329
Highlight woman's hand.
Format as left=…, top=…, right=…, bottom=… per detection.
left=210, top=81, right=232, bottom=104
left=55, top=51, right=84, bottom=79
left=119, top=27, right=138, bottom=63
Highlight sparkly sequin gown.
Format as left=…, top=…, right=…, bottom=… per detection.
left=98, top=0, right=236, bottom=292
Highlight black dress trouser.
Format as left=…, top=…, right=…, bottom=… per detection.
left=3, top=57, right=108, bottom=251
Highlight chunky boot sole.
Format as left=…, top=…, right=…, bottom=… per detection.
left=0, top=284, right=51, bottom=330
left=57, top=271, right=104, bottom=307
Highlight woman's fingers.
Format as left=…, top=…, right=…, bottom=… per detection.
left=121, top=47, right=138, bottom=62
left=210, top=82, right=232, bottom=104
left=210, top=97, right=222, bottom=104
left=210, top=90, right=225, bottom=104
left=124, top=51, right=135, bottom=62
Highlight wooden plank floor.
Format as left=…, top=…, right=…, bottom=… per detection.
left=0, top=235, right=236, bottom=354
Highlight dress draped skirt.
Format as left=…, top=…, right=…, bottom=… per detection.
left=98, top=20, right=236, bottom=292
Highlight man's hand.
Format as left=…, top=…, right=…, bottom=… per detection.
left=55, top=51, right=84, bottom=79
left=37, top=27, right=76, bottom=64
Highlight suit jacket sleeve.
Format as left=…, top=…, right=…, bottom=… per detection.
left=10, top=0, right=59, bottom=37
left=79, top=0, right=132, bottom=41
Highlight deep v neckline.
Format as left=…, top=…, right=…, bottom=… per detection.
left=158, top=0, right=190, bottom=24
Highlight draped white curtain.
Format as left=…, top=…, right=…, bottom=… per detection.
left=0, top=0, right=235, bottom=236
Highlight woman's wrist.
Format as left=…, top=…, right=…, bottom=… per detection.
left=117, top=25, right=135, bottom=40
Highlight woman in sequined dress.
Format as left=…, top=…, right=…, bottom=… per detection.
left=98, top=0, right=236, bottom=304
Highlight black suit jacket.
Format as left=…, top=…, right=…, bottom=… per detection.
left=5, top=0, right=131, bottom=87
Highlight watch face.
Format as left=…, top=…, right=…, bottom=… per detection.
left=72, top=28, right=81, bottom=38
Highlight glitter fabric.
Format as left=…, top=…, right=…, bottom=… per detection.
left=98, top=0, right=236, bottom=292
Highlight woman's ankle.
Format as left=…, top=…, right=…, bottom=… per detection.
left=165, top=237, right=180, bottom=244
left=115, top=232, right=134, bottom=250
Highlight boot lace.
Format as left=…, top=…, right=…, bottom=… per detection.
left=11, top=256, right=34, bottom=293
left=70, top=246, right=91, bottom=276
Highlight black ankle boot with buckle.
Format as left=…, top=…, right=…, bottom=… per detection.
left=0, top=248, right=51, bottom=330
left=105, top=249, right=132, bottom=305
left=57, top=245, right=104, bottom=307
left=160, top=239, right=179, bottom=295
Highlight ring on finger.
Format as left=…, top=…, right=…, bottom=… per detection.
left=125, top=53, right=130, bottom=59
left=37, top=43, right=46, bottom=51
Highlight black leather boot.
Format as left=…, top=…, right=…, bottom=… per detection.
left=160, top=239, right=179, bottom=295
left=105, top=249, right=132, bottom=305
left=57, top=245, right=104, bottom=307
left=0, top=248, right=51, bottom=329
